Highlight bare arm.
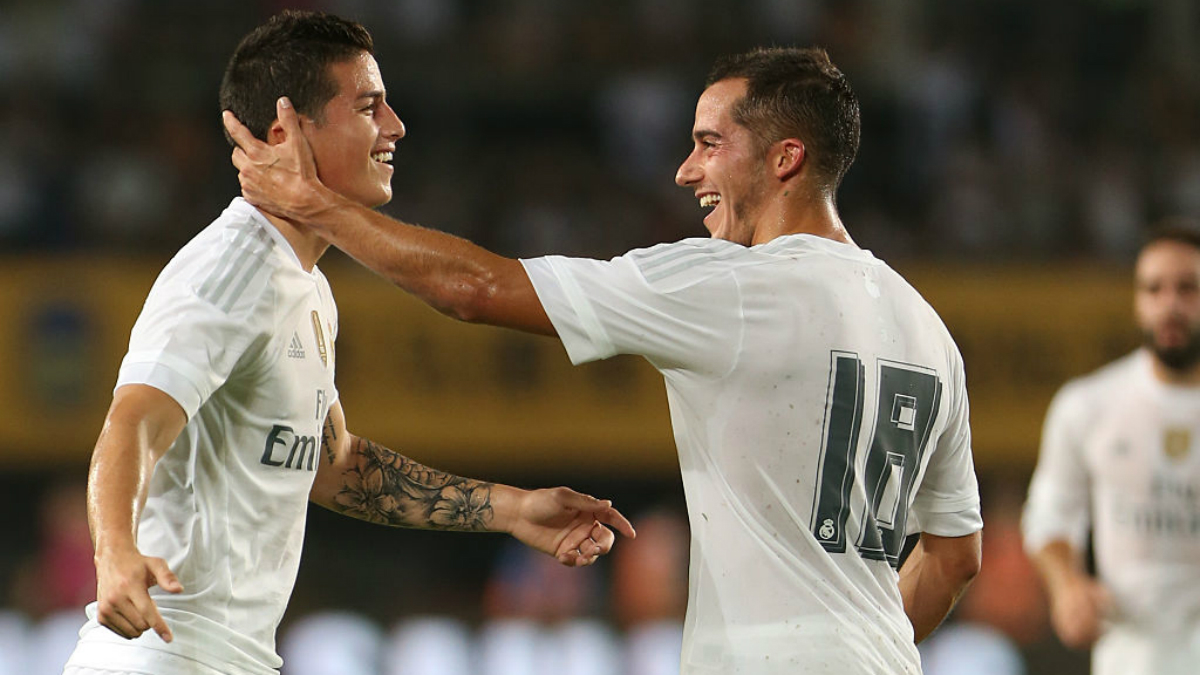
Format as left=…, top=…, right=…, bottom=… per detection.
left=897, top=530, right=982, bottom=643
left=1030, top=539, right=1111, bottom=648
left=311, top=402, right=635, bottom=566
left=89, top=384, right=187, bottom=642
left=222, top=101, right=553, bottom=335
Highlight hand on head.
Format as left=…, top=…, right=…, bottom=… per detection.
left=222, top=98, right=333, bottom=221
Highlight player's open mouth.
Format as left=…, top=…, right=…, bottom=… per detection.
left=371, top=151, right=393, bottom=163
left=699, top=193, right=720, bottom=209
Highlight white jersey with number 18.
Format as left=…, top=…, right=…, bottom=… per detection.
left=522, top=234, right=982, bottom=675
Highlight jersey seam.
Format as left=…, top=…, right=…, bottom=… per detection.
left=722, top=269, right=746, bottom=380
left=547, top=256, right=616, bottom=358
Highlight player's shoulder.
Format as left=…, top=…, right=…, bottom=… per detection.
left=153, top=198, right=285, bottom=315
left=1054, top=350, right=1145, bottom=408
left=620, top=234, right=863, bottom=288
left=623, top=237, right=746, bottom=276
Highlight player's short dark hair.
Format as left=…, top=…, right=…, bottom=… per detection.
left=1143, top=218, right=1200, bottom=254
left=219, top=10, right=373, bottom=143
left=707, top=46, right=860, bottom=193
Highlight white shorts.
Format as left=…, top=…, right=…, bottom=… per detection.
left=65, top=662, right=231, bottom=672
left=64, top=667, right=230, bottom=675
left=64, top=642, right=240, bottom=675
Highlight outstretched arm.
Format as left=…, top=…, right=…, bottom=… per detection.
left=897, top=530, right=982, bottom=643
left=88, top=384, right=187, bottom=642
left=311, top=402, right=635, bottom=566
left=222, top=101, right=554, bottom=335
left=1030, top=539, right=1111, bottom=649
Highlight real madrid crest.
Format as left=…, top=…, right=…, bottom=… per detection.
left=1164, top=427, right=1192, bottom=462
left=311, top=310, right=328, bottom=368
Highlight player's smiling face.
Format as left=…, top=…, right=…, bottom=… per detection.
left=1135, top=239, right=1200, bottom=372
left=675, top=78, right=771, bottom=246
left=301, top=52, right=405, bottom=208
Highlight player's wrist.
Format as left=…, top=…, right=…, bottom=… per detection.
left=297, top=184, right=353, bottom=228
left=485, top=483, right=525, bottom=535
left=93, top=536, right=139, bottom=565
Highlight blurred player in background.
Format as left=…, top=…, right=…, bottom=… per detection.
left=1023, top=227, right=1200, bottom=675
left=226, top=44, right=983, bottom=674
left=62, top=11, right=633, bottom=675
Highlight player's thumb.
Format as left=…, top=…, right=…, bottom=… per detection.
left=147, top=557, right=184, bottom=594
left=277, top=96, right=302, bottom=135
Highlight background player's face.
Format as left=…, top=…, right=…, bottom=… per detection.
left=1134, top=240, right=1200, bottom=372
left=675, top=78, right=772, bottom=246
left=301, top=52, right=405, bottom=209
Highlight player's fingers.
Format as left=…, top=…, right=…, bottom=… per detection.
left=128, top=586, right=172, bottom=643
left=276, top=96, right=299, bottom=125
left=230, top=146, right=250, bottom=172
left=222, top=110, right=257, bottom=151
left=560, top=547, right=596, bottom=568
left=553, top=521, right=598, bottom=565
left=589, top=522, right=617, bottom=555
left=594, top=504, right=636, bottom=539
left=100, top=611, right=142, bottom=640
left=97, top=596, right=146, bottom=640
left=552, top=490, right=637, bottom=539
left=120, top=597, right=154, bottom=636
left=129, top=597, right=172, bottom=643
left=147, top=557, right=184, bottom=594
left=276, top=96, right=304, bottom=140
left=149, top=607, right=174, bottom=643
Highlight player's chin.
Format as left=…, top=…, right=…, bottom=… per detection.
left=367, top=186, right=393, bottom=208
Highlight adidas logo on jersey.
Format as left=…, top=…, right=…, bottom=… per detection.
left=287, top=332, right=305, bottom=359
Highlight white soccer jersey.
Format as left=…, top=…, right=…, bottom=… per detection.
left=522, top=234, right=982, bottom=674
left=1023, top=350, right=1200, bottom=675
left=65, top=198, right=339, bottom=675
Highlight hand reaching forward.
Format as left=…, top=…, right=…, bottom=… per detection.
left=222, top=97, right=340, bottom=221
left=502, top=487, right=636, bottom=567
left=94, top=546, right=183, bottom=643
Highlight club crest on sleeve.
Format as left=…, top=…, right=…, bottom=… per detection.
left=1164, top=428, right=1192, bottom=462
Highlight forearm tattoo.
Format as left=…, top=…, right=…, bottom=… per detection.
left=320, top=414, right=494, bottom=531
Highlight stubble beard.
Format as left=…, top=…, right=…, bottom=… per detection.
left=1145, top=326, right=1200, bottom=373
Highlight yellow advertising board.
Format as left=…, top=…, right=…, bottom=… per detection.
left=0, top=254, right=1137, bottom=474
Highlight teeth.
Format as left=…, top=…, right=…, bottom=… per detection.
left=372, top=151, right=393, bottom=163
left=699, top=194, right=720, bottom=208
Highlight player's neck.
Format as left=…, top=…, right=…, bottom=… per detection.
left=751, top=190, right=855, bottom=247
left=261, top=211, right=330, bottom=272
left=1150, top=357, right=1200, bottom=387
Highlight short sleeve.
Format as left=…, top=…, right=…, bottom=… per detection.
left=1021, top=382, right=1092, bottom=554
left=911, top=352, right=983, bottom=537
left=520, top=243, right=742, bottom=373
left=117, top=273, right=271, bottom=420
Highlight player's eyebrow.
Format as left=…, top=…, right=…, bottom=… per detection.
left=355, top=89, right=385, bottom=104
left=693, top=129, right=721, bottom=143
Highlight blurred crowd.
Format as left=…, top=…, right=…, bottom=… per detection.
left=1, top=0, right=1198, bottom=261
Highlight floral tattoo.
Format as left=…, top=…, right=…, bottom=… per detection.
left=320, top=414, right=494, bottom=531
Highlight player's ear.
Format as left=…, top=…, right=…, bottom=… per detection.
left=774, top=138, right=805, bottom=180
left=267, top=119, right=287, bottom=145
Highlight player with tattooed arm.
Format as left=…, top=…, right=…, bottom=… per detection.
left=61, top=11, right=633, bottom=675
left=225, top=45, right=982, bottom=674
